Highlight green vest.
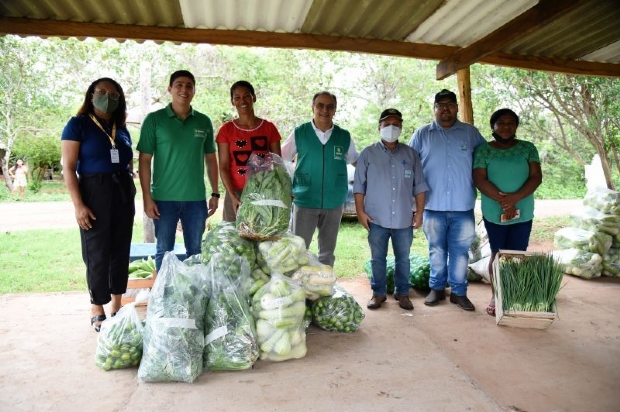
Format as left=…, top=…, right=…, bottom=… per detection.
left=293, top=122, right=351, bottom=209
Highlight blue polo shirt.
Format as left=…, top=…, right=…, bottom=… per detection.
left=409, top=120, right=486, bottom=211
left=354, top=141, right=428, bottom=229
left=61, top=114, right=133, bottom=175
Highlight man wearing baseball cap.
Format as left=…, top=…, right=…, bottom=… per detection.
left=409, top=90, right=486, bottom=311
left=354, top=108, right=428, bottom=310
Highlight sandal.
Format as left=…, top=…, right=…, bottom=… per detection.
left=90, top=314, right=107, bottom=332
left=486, top=298, right=496, bottom=317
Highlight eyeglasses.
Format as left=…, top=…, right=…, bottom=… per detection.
left=93, top=89, right=120, bottom=100
left=434, top=102, right=457, bottom=110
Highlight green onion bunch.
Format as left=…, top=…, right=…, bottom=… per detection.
left=497, top=254, right=564, bottom=313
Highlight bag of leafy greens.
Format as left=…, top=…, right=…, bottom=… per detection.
left=203, top=253, right=259, bottom=371
left=138, top=252, right=207, bottom=383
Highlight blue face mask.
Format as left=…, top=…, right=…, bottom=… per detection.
left=93, top=93, right=119, bottom=114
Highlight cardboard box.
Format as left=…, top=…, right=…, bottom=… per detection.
left=121, top=271, right=157, bottom=307
left=492, top=250, right=557, bottom=330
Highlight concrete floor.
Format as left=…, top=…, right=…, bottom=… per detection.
left=1, top=274, right=619, bottom=412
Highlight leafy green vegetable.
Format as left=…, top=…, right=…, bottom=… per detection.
left=236, top=153, right=292, bottom=241
left=203, top=253, right=259, bottom=371
left=496, top=253, right=564, bottom=313
left=311, top=284, right=365, bottom=333
left=138, top=253, right=207, bottom=383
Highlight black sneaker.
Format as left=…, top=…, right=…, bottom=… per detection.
left=449, top=294, right=475, bottom=311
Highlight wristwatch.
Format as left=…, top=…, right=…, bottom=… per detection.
left=211, top=193, right=220, bottom=198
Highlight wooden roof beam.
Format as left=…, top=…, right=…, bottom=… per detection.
left=435, top=0, right=591, bottom=80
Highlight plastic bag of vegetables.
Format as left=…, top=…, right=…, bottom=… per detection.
left=257, top=232, right=308, bottom=275
left=236, top=153, right=293, bottom=241
left=311, top=283, right=365, bottom=333
left=138, top=252, right=207, bottom=383
left=291, top=253, right=336, bottom=300
left=252, top=273, right=307, bottom=362
left=201, top=221, right=257, bottom=275
left=583, top=187, right=620, bottom=215
left=95, top=303, right=144, bottom=371
left=203, top=253, right=259, bottom=371
left=552, top=248, right=603, bottom=279
left=554, top=227, right=612, bottom=256
left=409, top=253, right=431, bottom=290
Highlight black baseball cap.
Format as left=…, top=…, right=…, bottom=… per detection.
left=434, top=89, right=457, bottom=103
left=379, top=108, right=403, bottom=123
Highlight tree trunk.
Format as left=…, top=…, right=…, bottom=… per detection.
left=139, top=61, right=155, bottom=243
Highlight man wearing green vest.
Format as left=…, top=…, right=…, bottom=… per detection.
left=282, top=91, right=359, bottom=267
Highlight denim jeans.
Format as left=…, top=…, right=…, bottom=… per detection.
left=367, top=222, right=413, bottom=296
left=153, top=200, right=207, bottom=271
left=422, top=210, right=475, bottom=296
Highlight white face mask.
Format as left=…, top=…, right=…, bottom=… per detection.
left=380, top=125, right=401, bottom=143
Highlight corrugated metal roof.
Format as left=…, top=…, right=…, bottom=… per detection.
left=1, top=0, right=619, bottom=76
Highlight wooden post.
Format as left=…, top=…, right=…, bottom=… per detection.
left=140, top=61, right=155, bottom=243
left=457, top=68, right=475, bottom=125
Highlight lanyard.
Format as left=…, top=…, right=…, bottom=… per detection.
left=89, top=114, right=117, bottom=148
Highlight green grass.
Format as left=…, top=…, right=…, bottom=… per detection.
left=0, top=214, right=565, bottom=294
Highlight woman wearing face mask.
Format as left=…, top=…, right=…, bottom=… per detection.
left=61, top=78, right=136, bottom=332
left=353, top=109, right=428, bottom=311
left=473, top=108, right=543, bottom=316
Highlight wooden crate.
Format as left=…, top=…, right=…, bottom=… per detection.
left=121, top=271, right=157, bottom=307
left=492, top=250, right=557, bottom=330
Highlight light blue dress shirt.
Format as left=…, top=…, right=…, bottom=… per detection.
left=353, top=141, right=428, bottom=229
left=409, top=120, right=486, bottom=211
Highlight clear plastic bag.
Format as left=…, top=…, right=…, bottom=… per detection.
left=138, top=252, right=207, bottom=383
left=311, top=283, right=365, bottom=333
left=257, top=232, right=308, bottom=275
left=95, top=303, right=144, bottom=371
left=236, top=153, right=293, bottom=241
left=203, top=253, right=259, bottom=371
left=291, top=252, right=336, bottom=300
left=252, top=273, right=307, bottom=362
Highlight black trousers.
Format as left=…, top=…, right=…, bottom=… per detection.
left=79, top=172, right=136, bottom=305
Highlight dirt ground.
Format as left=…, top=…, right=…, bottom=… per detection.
left=2, top=199, right=620, bottom=411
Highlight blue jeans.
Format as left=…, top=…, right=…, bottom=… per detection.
left=153, top=200, right=207, bottom=271
left=422, top=210, right=475, bottom=296
left=367, top=222, right=413, bottom=296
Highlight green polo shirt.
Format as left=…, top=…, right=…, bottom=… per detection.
left=137, top=104, right=215, bottom=201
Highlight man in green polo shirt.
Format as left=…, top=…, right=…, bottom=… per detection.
left=137, top=70, right=219, bottom=271
left=281, top=91, right=359, bottom=267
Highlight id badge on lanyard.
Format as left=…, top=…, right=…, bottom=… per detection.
left=90, top=114, right=119, bottom=164
left=110, top=148, right=120, bottom=163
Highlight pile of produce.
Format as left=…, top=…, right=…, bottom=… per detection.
left=311, top=284, right=365, bottom=333
left=252, top=274, right=307, bottom=362
left=128, top=256, right=156, bottom=279
left=291, top=264, right=336, bottom=300
left=236, top=153, right=292, bottom=241
left=496, top=253, right=564, bottom=313
left=138, top=253, right=207, bottom=383
left=363, top=253, right=430, bottom=292
left=553, top=187, right=620, bottom=279
left=203, top=254, right=259, bottom=371
left=257, top=233, right=308, bottom=275
left=201, top=221, right=257, bottom=276
left=95, top=304, right=144, bottom=371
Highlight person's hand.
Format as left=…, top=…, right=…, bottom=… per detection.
left=357, top=211, right=372, bottom=231
left=143, top=197, right=160, bottom=220
left=231, top=196, right=241, bottom=215
left=207, top=197, right=218, bottom=217
left=501, top=206, right=518, bottom=221
left=75, top=204, right=96, bottom=230
left=412, top=212, right=423, bottom=229
left=498, top=191, right=519, bottom=210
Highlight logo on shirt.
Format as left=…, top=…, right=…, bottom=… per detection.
left=251, top=136, right=268, bottom=151
left=194, top=128, right=207, bottom=139
left=333, top=146, right=345, bottom=161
